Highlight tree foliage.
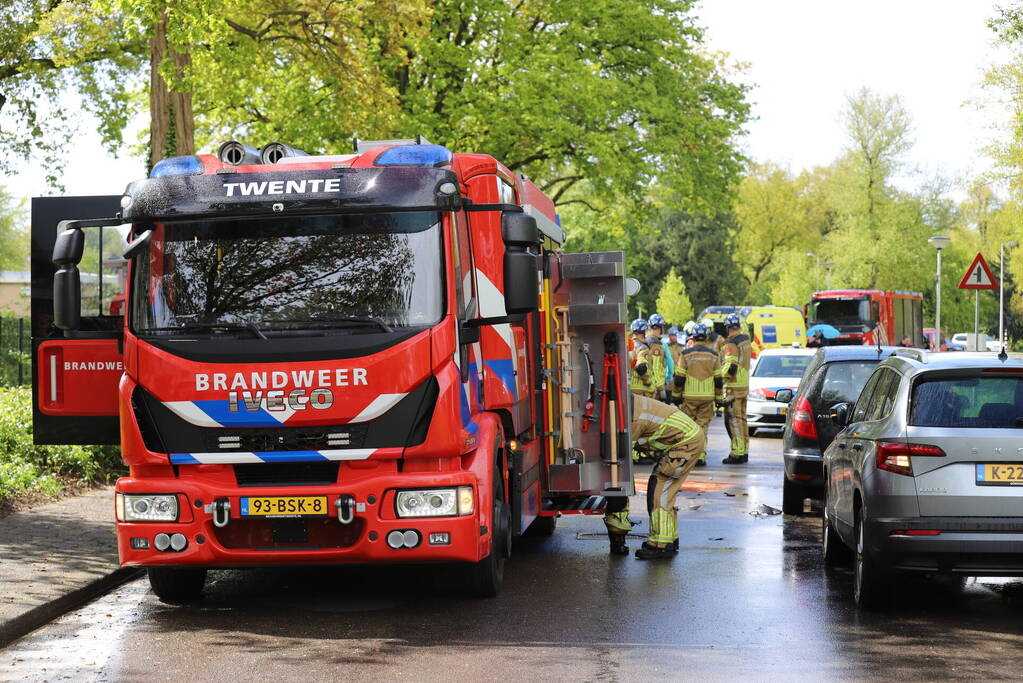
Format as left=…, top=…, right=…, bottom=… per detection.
left=0, top=187, right=29, bottom=270
left=655, top=268, right=693, bottom=327
left=4, top=0, right=751, bottom=219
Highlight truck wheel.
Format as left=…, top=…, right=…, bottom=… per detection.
left=465, top=462, right=508, bottom=598
left=524, top=514, right=557, bottom=537
left=782, top=478, right=805, bottom=515
left=147, top=567, right=207, bottom=603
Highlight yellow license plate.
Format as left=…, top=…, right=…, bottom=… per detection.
left=976, top=464, right=1023, bottom=485
left=240, top=496, right=329, bottom=516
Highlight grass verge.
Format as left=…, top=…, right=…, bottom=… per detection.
left=0, top=386, right=124, bottom=515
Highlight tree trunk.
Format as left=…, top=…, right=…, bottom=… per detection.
left=149, top=8, right=195, bottom=168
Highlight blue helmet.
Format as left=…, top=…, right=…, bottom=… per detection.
left=691, top=322, right=709, bottom=338
left=724, top=313, right=741, bottom=328
left=648, top=313, right=666, bottom=328
left=630, top=318, right=648, bottom=333
left=667, top=326, right=679, bottom=336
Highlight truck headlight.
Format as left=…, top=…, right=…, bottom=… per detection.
left=116, top=493, right=179, bottom=522
left=395, top=487, right=473, bottom=518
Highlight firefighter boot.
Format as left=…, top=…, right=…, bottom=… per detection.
left=722, top=454, right=748, bottom=465
left=635, top=543, right=676, bottom=560
left=609, top=533, right=629, bottom=555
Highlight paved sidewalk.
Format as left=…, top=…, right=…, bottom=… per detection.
left=0, top=487, right=140, bottom=647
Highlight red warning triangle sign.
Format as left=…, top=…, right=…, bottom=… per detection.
left=958, top=252, right=997, bottom=290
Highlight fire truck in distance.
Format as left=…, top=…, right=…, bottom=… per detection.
left=808, top=289, right=924, bottom=347
left=31, top=138, right=634, bottom=600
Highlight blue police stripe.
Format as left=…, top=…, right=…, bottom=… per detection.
left=169, top=453, right=201, bottom=464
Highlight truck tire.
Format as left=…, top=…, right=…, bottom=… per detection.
left=465, top=461, right=508, bottom=598
left=524, top=514, right=557, bottom=537
left=148, top=567, right=207, bottom=603
left=782, top=478, right=805, bottom=515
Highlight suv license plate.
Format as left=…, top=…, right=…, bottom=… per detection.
left=240, top=496, right=329, bottom=516
left=976, top=464, right=1023, bottom=486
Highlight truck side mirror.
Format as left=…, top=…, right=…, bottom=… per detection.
left=775, top=388, right=793, bottom=404
left=502, top=213, right=540, bottom=314
left=829, top=402, right=851, bottom=426
left=53, top=227, right=85, bottom=331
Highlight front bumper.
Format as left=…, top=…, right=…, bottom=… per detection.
left=747, top=399, right=787, bottom=429
left=866, top=516, right=1023, bottom=575
left=115, top=471, right=486, bottom=567
left=783, top=447, right=824, bottom=489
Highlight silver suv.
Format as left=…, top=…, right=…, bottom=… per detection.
left=821, top=350, right=1023, bottom=607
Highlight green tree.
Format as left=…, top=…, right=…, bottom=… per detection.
left=13, top=0, right=751, bottom=214
left=0, top=187, right=29, bottom=270
left=655, top=268, right=694, bottom=326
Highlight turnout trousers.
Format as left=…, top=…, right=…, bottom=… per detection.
left=680, top=398, right=714, bottom=462
left=645, top=438, right=703, bottom=547
left=724, top=395, right=748, bottom=457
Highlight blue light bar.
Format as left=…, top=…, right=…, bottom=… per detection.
left=150, top=155, right=204, bottom=178
left=375, top=144, right=452, bottom=167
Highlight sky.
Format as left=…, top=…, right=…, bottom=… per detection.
left=0, top=0, right=1014, bottom=201
left=697, top=0, right=1009, bottom=191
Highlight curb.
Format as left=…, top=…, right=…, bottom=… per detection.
left=0, top=567, right=144, bottom=648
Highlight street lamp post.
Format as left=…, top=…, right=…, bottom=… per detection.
left=1000, top=240, right=1017, bottom=352
left=822, top=261, right=835, bottom=289
left=928, top=235, right=951, bottom=350
left=806, top=252, right=820, bottom=292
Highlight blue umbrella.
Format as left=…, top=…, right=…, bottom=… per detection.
left=807, top=324, right=841, bottom=339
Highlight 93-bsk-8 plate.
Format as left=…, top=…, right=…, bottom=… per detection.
left=240, top=496, right=329, bottom=517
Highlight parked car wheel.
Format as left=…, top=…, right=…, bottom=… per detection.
left=853, top=509, right=887, bottom=609
left=821, top=480, right=851, bottom=567
left=782, top=477, right=806, bottom=515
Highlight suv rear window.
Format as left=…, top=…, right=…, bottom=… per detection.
left=819, top=360, right=878, bottom=405
left=910, top=373, right=1023, bottom=428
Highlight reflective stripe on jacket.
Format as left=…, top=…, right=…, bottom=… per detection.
left=722, top=333, right=752, bottom=391
left=631, top=394, right=702, bottom=451
left=675, top=345, right=723, bottom=400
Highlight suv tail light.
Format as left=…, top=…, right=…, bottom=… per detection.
left=791, top=395, right=817, bottom=440
left=876, top=442, right=946, bottom=476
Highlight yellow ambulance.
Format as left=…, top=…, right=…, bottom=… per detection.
left=739, top=306, right=806, bottom=357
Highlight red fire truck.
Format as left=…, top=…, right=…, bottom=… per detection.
left=31, top=139, right=633, bottom=600
left=808, top=289, right=924, bottom=347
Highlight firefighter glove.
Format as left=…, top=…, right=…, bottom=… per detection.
left=673, top=375, right=685, bottom=388
left=635, top=363, right=648, bottom=376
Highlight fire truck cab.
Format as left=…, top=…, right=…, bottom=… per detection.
left=31, top=139, right=634, bottom=600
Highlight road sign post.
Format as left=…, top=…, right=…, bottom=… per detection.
left=958, top=253, right=998, bottom=351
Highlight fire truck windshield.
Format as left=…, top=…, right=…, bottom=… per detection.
left=131, top=211, right=443, bottom=336
left=810, top=298, right=874, bottom=329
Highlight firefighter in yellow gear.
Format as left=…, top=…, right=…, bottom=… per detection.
left=628, top=319, right=657, bottom=399
left=645, top=313, right=670, bottom=402
left=665, top=326, right=685, bottom=384
left=604, top=393, right=705, bottom=559
left=671, top=322, right=723, bottom=467
left=720, top=313, right=752, bottom=464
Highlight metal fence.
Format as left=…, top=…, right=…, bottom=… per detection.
left=0, top=317, right=30, bottom=386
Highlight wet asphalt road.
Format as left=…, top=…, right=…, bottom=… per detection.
left=6, top=422, right=1023, bottom=682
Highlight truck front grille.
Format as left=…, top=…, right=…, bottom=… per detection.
left=234, top=461, right=340, bottom=487
left=205, top=424, right=368, bottom=452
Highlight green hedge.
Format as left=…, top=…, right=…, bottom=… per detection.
left=0, top=387, right=124, bottom=505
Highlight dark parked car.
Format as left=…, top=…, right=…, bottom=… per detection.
left=778, top=346, right=900, bottom=514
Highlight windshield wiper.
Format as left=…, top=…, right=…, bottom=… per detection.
left=264, top=317, right=394, bottom=333
left=139, top=323, right=268, bottom=340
